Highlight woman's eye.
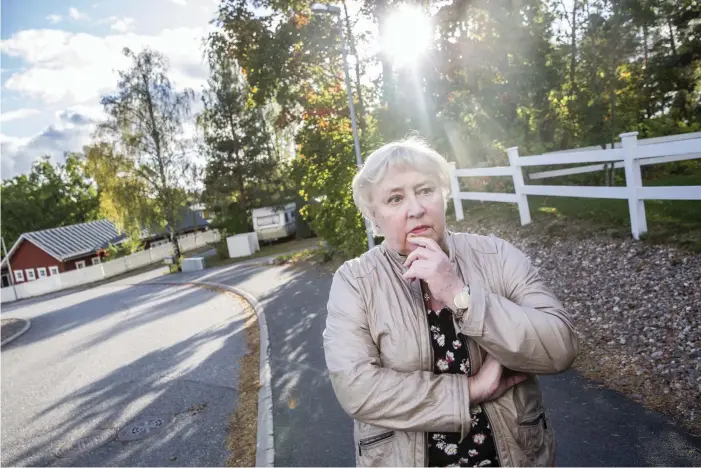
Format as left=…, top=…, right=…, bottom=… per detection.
left=388, top=195, right=402, bottom=204
left=419, top=187, right=434, bottom=195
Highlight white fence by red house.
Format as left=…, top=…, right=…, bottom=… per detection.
left=450, top=131, right=701, bottom=239
left=1, top=230, right=221, bottom=304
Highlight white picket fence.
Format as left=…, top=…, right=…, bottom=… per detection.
left=451, top=131, right=701, bottom=239
left=1, top=230, right=220, bottom=303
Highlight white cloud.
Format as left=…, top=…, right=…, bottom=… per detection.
left=170, top=0, right=187, bottom=5
left=46, top=14, right=62, bottom=24
left=1, top=27, right=211, bottom=104
left=109, top=17, right=135, bottom=33
left=68, top=7, right=90, bottom=21
left=1, top=108, right=100, bottom=178
left=0, top=108, right=40, bottom=123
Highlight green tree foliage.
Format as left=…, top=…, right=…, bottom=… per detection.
left=1, top=154, right=100, bottom=248
left=84, top=142, right=156, bottom=240
left=214, top=0, right=375, bottom=254
left=292, top=84, right=383, bottom=258
left=94, top=47, right=195, bottom=259
left=211, top=0, right=700, bottom=256
left=198, top=32, right=289, bottom=235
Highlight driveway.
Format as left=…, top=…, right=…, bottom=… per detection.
left=1, top=270, right=249, bottom=467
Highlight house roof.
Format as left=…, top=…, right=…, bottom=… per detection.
left=1, top=219, right=128, bottom=266
left=141, top=207, right=210, bottom=240
left=1, top=208, right=210, bottom=268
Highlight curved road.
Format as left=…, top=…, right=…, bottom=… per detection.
left=1, top=271, right=248, bottom=467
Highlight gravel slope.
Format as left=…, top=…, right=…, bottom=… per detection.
left=449, top=214, right=701, bottom=436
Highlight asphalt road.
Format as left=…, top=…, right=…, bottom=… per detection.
left=4, top=260, right=701, bottom=467
left=173, top=262, right=701, bottom=467
left=1, top=271, right=249, bottom=467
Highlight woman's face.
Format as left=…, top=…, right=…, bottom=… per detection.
left=371, top=167, right=447, bottom=255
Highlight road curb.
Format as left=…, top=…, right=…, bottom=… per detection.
left=1, top=318, right=32, bottom=347
left=149, top=279, right=275, bottom=467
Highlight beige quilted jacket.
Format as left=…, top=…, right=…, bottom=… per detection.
left=324, top=231, right=579, bottom=466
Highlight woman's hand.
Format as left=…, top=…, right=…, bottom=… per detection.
left=468, top=355, right=528, bottom=404
left=402, top=236, right=463, bottom=307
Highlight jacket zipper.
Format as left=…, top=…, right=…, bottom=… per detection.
left=417, top=280, right=433, bottom=467
left=481, top=403, right=503, bottom=466
left=358, top=431, right=395, bottom=456
left=459, top=331, right=504, bottom=467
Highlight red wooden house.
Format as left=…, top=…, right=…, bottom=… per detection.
left=0, top=220, right=126, bottom=287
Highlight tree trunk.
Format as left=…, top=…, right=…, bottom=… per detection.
left=642, top=24, right=649, bottom=67
left=642, top=24, right=653, bottom=119
left=569, top=0, right=578, bottom=97
left=667, top=16, right=677, bottom=55
left=342, top=0, right=366, bottom=134
left=142, top=70, right=181, bottom=271
left=374, top=0, right=394, bottom=108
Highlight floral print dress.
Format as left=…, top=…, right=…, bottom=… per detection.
left=422, top=283, right=501, bottom=467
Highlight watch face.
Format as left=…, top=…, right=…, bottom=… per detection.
left=454, top=291, right=470, bottom=310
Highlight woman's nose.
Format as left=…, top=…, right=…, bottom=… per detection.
left=407, top=196, right=425, bottom=218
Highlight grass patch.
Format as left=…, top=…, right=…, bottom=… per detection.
left=452, top=173, right=701, bottom=251
left=204, top=236, right=321, bottom=269
left=182, top=243, right=217, bottom=258
left=274, top=245, right=347, bottom=273
left=225, top=295, right=260, bottom=467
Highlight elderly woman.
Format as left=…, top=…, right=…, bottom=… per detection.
left=323, top=138, right=579, bottom=467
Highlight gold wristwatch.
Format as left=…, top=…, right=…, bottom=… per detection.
left=452, top=285, right=471, bottom=320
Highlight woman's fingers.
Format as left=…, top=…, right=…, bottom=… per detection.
left=406, top=236, right=443, bottom=253
left=403, top=247, right=432, bottom=268
left=505, top=373, right=528, bottom=388
left=402, top=260, right=430, bottom=281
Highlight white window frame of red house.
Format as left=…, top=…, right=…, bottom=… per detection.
left=25, top=269, right=36, bottom=281
left=49, top=266, right=60, bottom=275
left=91, top=257, right=101, bottom=265
left=75, top=260, right=86, bottom=269
left=14, top=270, right=24, bottom=282
left=37, top=267, right=47, bottom=278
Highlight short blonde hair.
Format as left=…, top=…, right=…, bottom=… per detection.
left=352, top=137, right=453, bottom=231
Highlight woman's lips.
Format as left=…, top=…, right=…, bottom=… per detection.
left=409, top=226, right=430, bottom=235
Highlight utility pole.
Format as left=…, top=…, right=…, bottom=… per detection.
left=2, top=236, right=18, bottom=298
left=311, top=3, right=376, bottom=251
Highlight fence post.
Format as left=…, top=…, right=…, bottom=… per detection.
left=449, top=161, right=464, bottom=221
left=507, top=147, right=531, bottom=225
left=621, top=131, right=647, bottom=240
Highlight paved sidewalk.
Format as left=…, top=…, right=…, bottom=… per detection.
left=164, top=262, right=701, bottom=467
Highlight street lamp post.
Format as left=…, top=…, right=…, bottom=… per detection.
left=311, top=3, right=375, bottom=250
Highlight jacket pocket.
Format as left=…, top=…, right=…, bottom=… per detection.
left=517, top=412, right=552, bottom=463
left=358, top=430, right=395, bottom=457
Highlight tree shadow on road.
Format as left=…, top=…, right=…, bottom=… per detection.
left=2, top=283, right=250, bottom=467
left=234, top=263, right=356, bottom=467
left=1, top=265, right=261, bottom=353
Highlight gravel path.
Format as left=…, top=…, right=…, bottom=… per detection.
left=449, top=214, right=701, bottom=436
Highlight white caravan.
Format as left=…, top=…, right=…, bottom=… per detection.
left=251, top=203, right=297, bottom=241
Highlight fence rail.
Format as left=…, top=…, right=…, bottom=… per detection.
left=1, top=230, right=221, bottom=304
left=529, top=132, right=701, bottom=180
left=451, top=131, right=701, bottom=240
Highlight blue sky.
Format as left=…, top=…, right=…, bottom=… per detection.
left=1, top=0, right=219, bottom=178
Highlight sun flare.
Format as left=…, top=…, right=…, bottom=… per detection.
left=382, top=5, right=432, bottom=66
